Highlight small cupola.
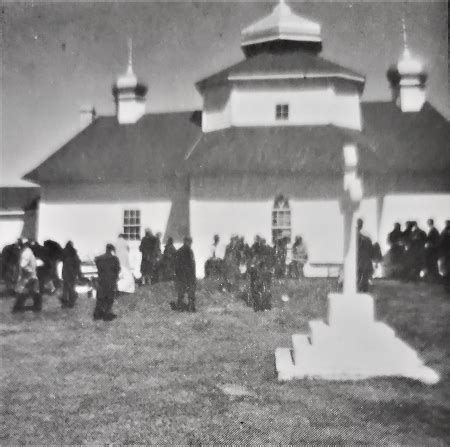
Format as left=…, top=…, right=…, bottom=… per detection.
left=387, top=17, right=427, bottom=113
left=112, top=39, right=148, bottom=124
left=241, top=0, right=322, bottom=57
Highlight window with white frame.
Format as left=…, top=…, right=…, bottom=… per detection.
left=275, top=104, right=289, bottom=121
left=272, top=195, right=291, bottom=243
left=123, top=209, right=141, bottom=240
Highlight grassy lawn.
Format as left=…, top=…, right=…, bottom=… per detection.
left=1, top=278, right=449, bottom=445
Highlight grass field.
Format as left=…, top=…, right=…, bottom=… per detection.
left=1, top=278, right=449, bottom=445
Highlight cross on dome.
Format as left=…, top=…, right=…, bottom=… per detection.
left=116, top=36, right=138, bottom=89
left=397, top=14, right=423, bottom=75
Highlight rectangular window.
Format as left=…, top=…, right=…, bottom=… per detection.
left=123, top=209, right=141, bottom=240
left=275, top=104, right=289, bottom=121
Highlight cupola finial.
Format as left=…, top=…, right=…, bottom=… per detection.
left=401, top=14, right=409, bottom=57
left=127, top=36, right=133, bottom=74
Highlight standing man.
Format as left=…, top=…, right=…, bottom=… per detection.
left=387, top=222, right=404, bottom=278
left=93, top=244, right=120, bottom=321
left=61, top=241, right=82, bottom=308
left=139, top=228, right=158, bottom=285
left=356, top=218, right=374, bottom=292
left=439, top=220, right=450, bottom=285
left=12, top=240, right=41, bottom=313
left=425, top=218, right=440, bottom=280
left=172, top=236, right=196, bottom=312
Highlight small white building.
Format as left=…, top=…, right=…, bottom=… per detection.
left=24, top=1, right=450, bottom=275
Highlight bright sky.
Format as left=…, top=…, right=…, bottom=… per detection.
left=1, top=0, right=448, bottom=184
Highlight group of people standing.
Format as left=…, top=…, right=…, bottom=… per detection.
left=386, top=219, right=450, bottom=283
left=3, top=217, right=448, bottom=320
left=205, top=233, right=309, bottom=312
left=1, top=238, right=83, bottom=313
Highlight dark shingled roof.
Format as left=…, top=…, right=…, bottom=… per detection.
left=196, top=50, right=365, bottom=91
left=185, top=125, right=381, bottom=175
left=361, top=102, right=450, bottom=175
left=24, top=112, right=202, bottom=184
left=24, top=102, right=449, bottom=185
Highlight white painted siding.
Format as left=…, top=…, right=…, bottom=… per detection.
left=201, top=84, right=362, bottom=132
left=0, top=217, right=24, bottom=249
left=38, top=201, right=172, bottom=261
left=190, top=199, right=273, bottom=277
left=189, top=196, right=378, bottom=277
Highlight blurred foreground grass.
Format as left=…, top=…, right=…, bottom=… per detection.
left=1, top=278, right=449, bottom=444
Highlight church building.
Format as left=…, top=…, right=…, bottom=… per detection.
left=25, top=1, right=450, bottom=276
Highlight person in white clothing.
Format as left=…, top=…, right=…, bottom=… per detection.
left=12, top=241, right=42, bottom=313
left=115, top=234, right=135, bottom=294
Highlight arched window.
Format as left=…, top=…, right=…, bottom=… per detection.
left=272, top=195, right=291, bottom=243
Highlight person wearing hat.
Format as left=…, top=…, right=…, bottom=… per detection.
left=172, top=236, right=196, bottom=312
left=93, top=244, right=120, bottom=321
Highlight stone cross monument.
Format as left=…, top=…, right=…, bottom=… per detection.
left=275, top=144, right=440, bottom=384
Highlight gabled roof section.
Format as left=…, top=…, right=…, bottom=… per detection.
left=361, top=102, right=450, bottom=174
left=196, top=50, right=365, bottom=92
left=185, top=125, right=381, bottom=176
left=24, top=112, right=202, bottom=184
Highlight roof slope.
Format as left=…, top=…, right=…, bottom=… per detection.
left=185, top=125, right=381, bottom=175
left=197, top=50, right=364, bottom=91
left=361, top=102, right=450, bottom=174
left=24, top=112, right=202, bottom=184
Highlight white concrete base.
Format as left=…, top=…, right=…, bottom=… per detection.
left=276, top=293, right=440, bottom=385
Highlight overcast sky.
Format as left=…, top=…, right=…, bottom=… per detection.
left=1, top=0, right=448, bottom=184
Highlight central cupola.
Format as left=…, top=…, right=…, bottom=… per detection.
left=241, top=0, right=322, bottom=57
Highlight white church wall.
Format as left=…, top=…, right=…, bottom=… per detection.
left=0, top=216, right=24, bottom=249
left=39, top=201, right=172, bottom=262
left=37, top=182, right=183, bottom=262
left=229, top=84, right=362, bottom=130
left=189, top=175, right=380, bottom=277
left=190, top=199, right=273, bottom=277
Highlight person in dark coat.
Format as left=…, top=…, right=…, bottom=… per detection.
left=1, top=239, right=22, bottom=293
left=357, top=219, right=374, bottom=292
left=171, top=236, right=196, bottom=312
left=61, top=241, right=82, bottom=308
left=248, top=239, right=275, bottom=312
left=439, top=220, right=450, bottom=285
left=160, top=237, right=177, bottom=282
left=425, top=219, right=440, bottom=280
left=274, top=237, right=288, bottom=279
left=139, top=229, right=158, bottom=285
left=405, top=222, right=427, bottom=281
left=386, top=222, right=405, bottom=278
left=93, top=244, right=120, bottom=321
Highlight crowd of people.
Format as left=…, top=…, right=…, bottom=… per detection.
left=1, top=217, right=448, bottom=321
left=385, top=219, right=450, bottom=283
left=204, top=233, right=309, bottom=311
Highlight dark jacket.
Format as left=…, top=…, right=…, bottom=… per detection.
left=139, top=235, right=158, bottom=260
left=175, top=245, right=196, bottom=284
left=95, top=252, right=120, bottom=289
left=62, top=244, right=81, bottom=282
left=358, top=233, right=374, bottom=274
